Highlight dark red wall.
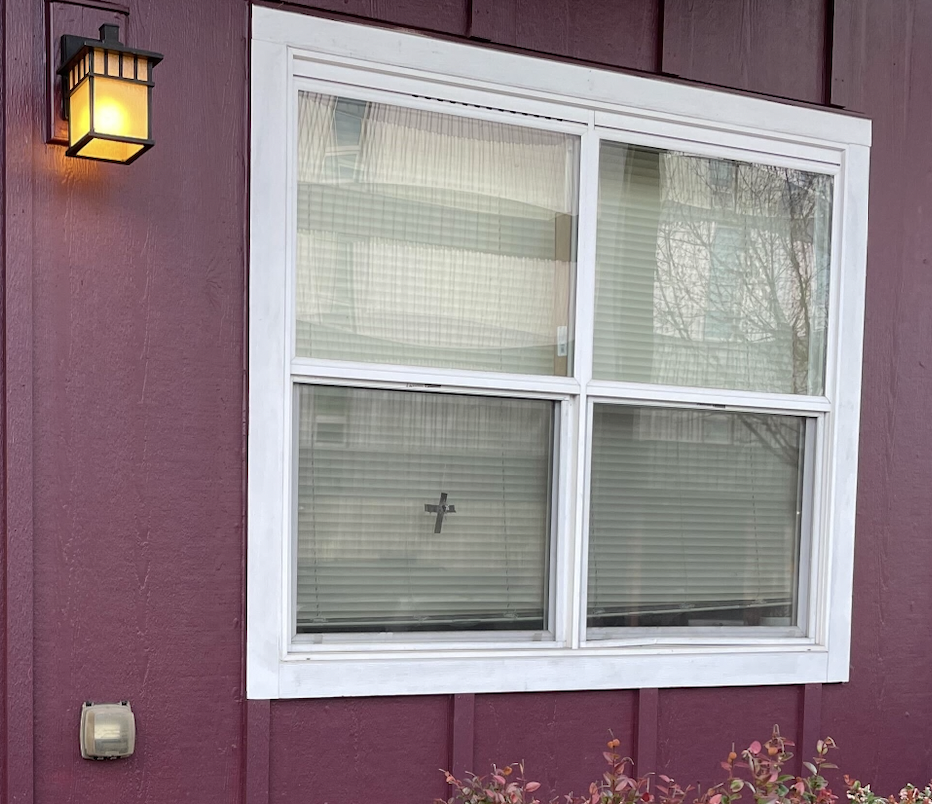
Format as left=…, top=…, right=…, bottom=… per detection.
left=2, top=1, right=931, bottom=802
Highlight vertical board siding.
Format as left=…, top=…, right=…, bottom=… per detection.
left=269, top=697, right=451, bottom=803
left=3, top=0, right=932, bottom=802
left=657, top=687, right=801, bottom=788
left=661, top=0, right=829, bottom=103
left=279, top=0, right=470, bottom=37
left=29, top=1, right=248, bottom=802
left=799, top=684, right=823, bottom=764
left=2, top=0, right=41, bottom=801
left=830, top=0, right=867, bottom=109
left=450, top=694, right=477, bottom=780
left=473, top=691, right=638, bottom=800
left=827, top=0, right=932, bottom=789
left=469, top=0, right=661, bottom=73
left=246, top=700, right=272, bottom=804
left=635, top=689, right=660, bottom=777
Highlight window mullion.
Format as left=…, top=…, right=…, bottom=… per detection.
left=566, top=121, right=600, bottom=649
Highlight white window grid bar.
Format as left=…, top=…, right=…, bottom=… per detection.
left=290, top=359, right=582, bottom=398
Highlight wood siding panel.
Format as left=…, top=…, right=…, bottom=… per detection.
left=2, top=0, right=41, bottom=800
left=657, top=687, right=801, bottom=785
left=1, top=0, right=931, bottom=802
left=31, top=1, right=248, bottom=802
left=451, top=693, right=476, bottom=780
left=474, top=691, right=637, bottom=800
left=635, top=689, right=660, bottom=777
left=822, top=0, right=932, bottom=790
left=269, top=697, right=451, bottom=803
left=662, top=0, right=829, bottom=102
left=277, top=0, right=469, bottom=37
left=830, top=0, right=868, bottom=109
left=470, top=0, right=661, bottom=72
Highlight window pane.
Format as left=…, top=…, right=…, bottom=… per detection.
left=295, top=385, right=554, bottom=633
left=296, top=93, right=578, bottom=375
left=587, top=406, right=805, bottom=629
left=593, top=143, right=832, bottom=394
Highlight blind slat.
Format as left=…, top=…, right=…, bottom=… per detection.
left=296, top=386, right=554, bottom=633
left=295, top=91, right=579, bottom=376
left=593, top=142, right=833, bottom=395
left=587, top=406, right=804, bottom=628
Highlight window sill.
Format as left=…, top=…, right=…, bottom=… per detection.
left=249, top=642, right=842, bottom=699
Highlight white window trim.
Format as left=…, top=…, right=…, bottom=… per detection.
left=248, top=6, right=871, bottom=699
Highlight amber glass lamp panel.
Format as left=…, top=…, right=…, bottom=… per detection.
left=66, top=49, right=151, bottom=163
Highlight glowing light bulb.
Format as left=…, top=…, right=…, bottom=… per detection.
left=95, top=99, right=128, bottom=135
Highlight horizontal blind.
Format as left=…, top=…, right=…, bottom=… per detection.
left=295, top=386, right=554, bottom=633
left=587, top=406, right=804, bottom=628
left=295, top=91, right=578, bottom=375
left=593, top=142, right=833, bottom=395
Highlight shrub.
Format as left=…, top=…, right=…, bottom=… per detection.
left=438, top=725, right=913, bottom=804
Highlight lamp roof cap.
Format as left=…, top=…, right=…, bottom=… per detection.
left=58, top=24, right=163, bottom=76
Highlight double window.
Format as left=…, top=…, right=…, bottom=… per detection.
left=248, top=8, right=870, bottom=698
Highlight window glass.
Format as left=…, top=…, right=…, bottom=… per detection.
left=593, top=143, right=833, bottom=395
left=295, top=92, right=579, bottom=375
left=295, top=385, right=555, bottom=633
left=587, top=405, right=806, bottom=630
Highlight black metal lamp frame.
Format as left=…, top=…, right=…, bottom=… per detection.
left=57, top=24, right=163, bottom=164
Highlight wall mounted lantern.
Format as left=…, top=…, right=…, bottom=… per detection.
left=58, top=24, right=162, bottom=164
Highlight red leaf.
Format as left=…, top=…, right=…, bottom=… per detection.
left=749, top=741, right=762, bottom=754
left=526, top=782, right=541, bottom=792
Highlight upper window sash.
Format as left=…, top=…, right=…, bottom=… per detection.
left=287, top=79, right=842, bottom=409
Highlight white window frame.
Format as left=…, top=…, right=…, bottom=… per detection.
left=248, top=6, right=871, bottom=699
